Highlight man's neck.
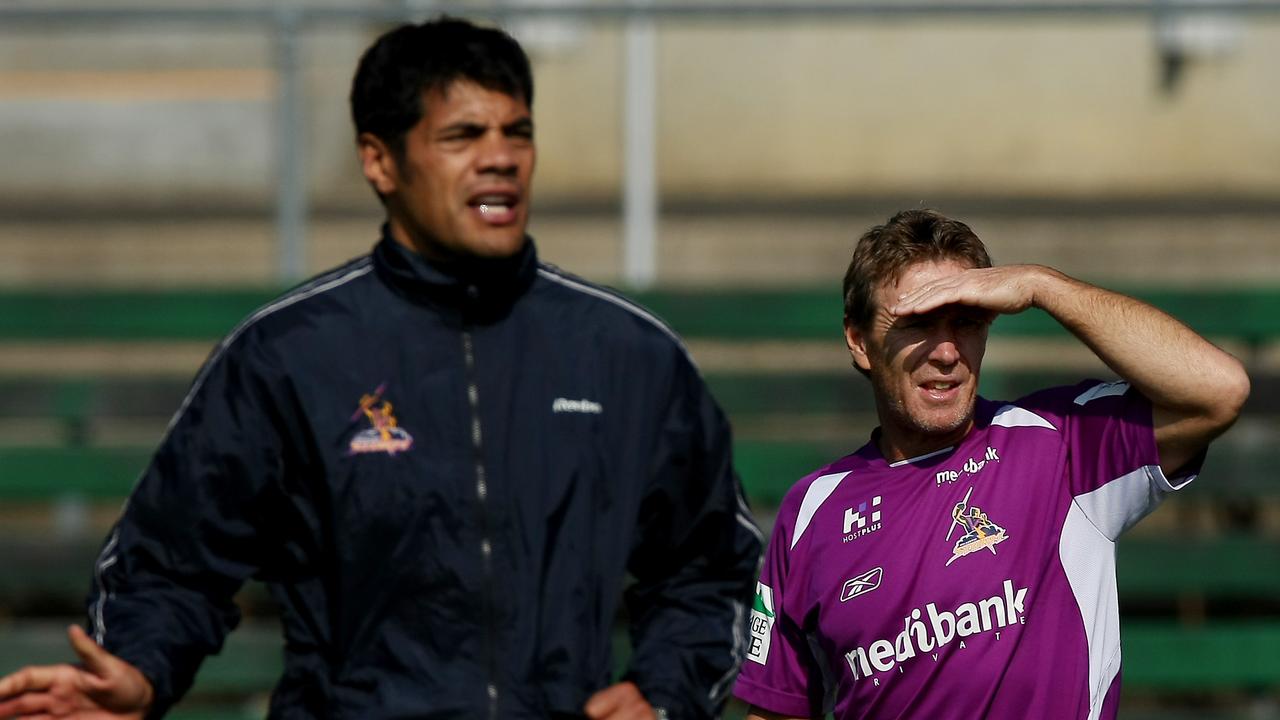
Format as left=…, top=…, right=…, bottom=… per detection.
left=875, top=422, right=973, bottom=464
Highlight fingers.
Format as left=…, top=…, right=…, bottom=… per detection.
left=63, top=628, right=153, bottom=715
left=583, top=684, right=624, bottom=718
left=889, top=270, right=960, bottom=315
left=66, top=626, right=112, bottom=680
left=583, top=682, right=654, bottom=720
left=0, top=689, right=63, bottom=718
left=893, top=274, right=972, bottom=316
left=0, top=635, right=149, bottom=719
left=891, top=266, right=1032, bottom=318
left=0, top=665, right=62, bottom=699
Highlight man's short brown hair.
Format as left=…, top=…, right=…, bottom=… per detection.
left=842, top=209, right=992, bottom=329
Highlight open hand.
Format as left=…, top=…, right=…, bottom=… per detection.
left=0, top=625, right=153, bottom=719
left=891, top=265, right=1051, bottom=319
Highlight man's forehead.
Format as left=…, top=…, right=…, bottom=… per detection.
left=422, top=80, right=529, bottom=114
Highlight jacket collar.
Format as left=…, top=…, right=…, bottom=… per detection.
left=372, top=224, right=538, bottom=321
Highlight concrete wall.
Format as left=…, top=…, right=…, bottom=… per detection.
left=0, top=13, right=1278, bottom=210
left=652, top=18, right=1280, bottom=198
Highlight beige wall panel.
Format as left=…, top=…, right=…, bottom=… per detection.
left=649, top=20, right=1280, bottom=197
left=0, top=18, right=1276, bottom=206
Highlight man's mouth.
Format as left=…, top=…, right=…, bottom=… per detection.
left=468, top=192, right=520, bottom=225
left=919, top=379, right=962, bottom=401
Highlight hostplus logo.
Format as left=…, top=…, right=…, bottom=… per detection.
left=842, top=495, right=882, bottom=543
left=844, top=579, right=1029, bottom=684
left=935, top=446, right=1001, bottom=486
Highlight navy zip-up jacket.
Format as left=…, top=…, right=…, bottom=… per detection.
left=89, top=230, right=763, bottom=719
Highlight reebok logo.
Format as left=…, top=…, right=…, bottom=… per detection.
left=552, top=398, right=603, bottom=414
left=844, top=579, right=1029, bottom=681
left=841, top=567, right=883, bottom=602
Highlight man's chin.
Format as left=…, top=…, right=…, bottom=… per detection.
left=432, top=238, right=524, bottom=265
left=910, top=401, right=976, bottom=437
left=470, top=229, right=528, bottom=258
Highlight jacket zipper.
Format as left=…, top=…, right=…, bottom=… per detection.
left=461, top=329, right=499, bottom=720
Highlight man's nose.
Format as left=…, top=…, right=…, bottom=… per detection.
left=927, top=329, right=960, bottom=365
left=476, top=133, right=519, bottom=175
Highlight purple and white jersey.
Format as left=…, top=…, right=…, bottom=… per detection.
left=734, top=380, right=1198, bottom=720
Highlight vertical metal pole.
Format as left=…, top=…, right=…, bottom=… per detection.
left=274, top=5, right=307, bottom=281
left=622, top=7, right=658, bottom=289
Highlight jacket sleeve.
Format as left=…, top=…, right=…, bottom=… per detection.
left=622, top=350, right=764, bottom=719
left=87, top=332, right=299, bottom=717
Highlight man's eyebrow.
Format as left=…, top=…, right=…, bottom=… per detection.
left=436, top=120, right=485, bottom=135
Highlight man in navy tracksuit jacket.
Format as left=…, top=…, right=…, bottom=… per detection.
left=0, top=18, right=762, bottom=720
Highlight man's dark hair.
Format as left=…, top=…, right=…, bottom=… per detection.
left=350, top=17, right=533, bottom=159
left=842, top=209, right=992, bottom=329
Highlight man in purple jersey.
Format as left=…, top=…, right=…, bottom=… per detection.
left=734, top=209, right=1250, bottom=720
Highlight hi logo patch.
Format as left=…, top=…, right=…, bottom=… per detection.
left=746, top=582, right=776, bottom=665
left=945, top=486, right=1008, bottom=566
left=842, top=496, right=883, bottom=543
left=348, top=383, right=414, bottom=455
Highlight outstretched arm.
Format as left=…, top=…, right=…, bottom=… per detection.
left=892, top=264, right=1250, bottom=475
left=0, top=625, right=153, bottom=719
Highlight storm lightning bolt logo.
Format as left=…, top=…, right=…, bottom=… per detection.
left=945, top=486, right=1008, bottom=566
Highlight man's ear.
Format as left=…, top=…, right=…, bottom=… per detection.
left=357, top=132, right=399, bottom=196
left=844, top=316, right=872, bottom=372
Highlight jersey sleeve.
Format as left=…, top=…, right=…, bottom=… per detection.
left=1031, top=380, right=1201, bottom=540
left=732, top=491, right=828, bottom=718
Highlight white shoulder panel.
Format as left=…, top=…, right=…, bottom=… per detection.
left=991, top=404, right=1058, bottom=431
left=1058, top=501, right=1122, bottom=720
left=791, top=471, right=850, bottom=550
left=1074, top=381, right=1130, bottom=406
left=1073, top=465, right=1170, bottom=541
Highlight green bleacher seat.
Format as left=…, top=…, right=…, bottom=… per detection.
left=0, top=285, right=1276, bottom=710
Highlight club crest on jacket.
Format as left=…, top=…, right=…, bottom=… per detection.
left=348, top=383, right=414, bottom=455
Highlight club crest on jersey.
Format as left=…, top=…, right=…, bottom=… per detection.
left=348, top=383, right=414, bottom=456
left=746, top=582, right=776, bottom=665
left=944, top=486, right=1008, bottom=566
